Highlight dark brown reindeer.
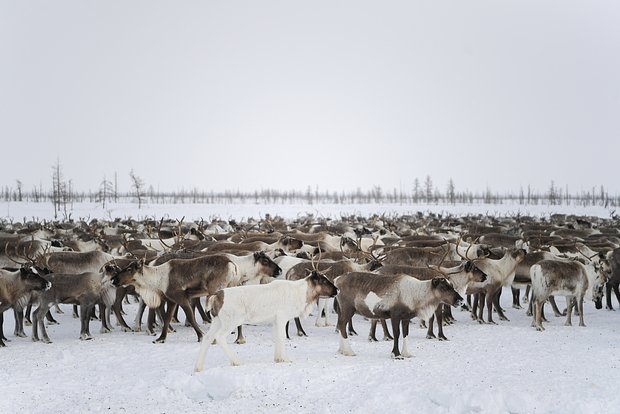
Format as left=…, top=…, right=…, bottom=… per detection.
left=334, top=272, right=463, bottom=359
left=377, top=260, right=486, bottom=341
left=0, top=265, right=51, bottom=347
left=110, top=253, right=281, bottom=343
left=31, top=265, right=119, bottom=343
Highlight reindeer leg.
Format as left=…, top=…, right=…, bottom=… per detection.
left=577, top=296, right=586, bottom=327
left=368, top=319, right=379, bottom=342
left=523, top=285, right=530, bottom=304
left=606, top=282, right=614, bottom=310
left=193, top=298, right=209, bottom=324
left=534, top=299, right=545, bottom=331
left=153, top=301, right=177, bottom=343
left=512, top=287, right=522, bottom=309
left=179, top=300, right=203, bottom=342
left=0, top=312, right=5, bottom=346
left=234, top=326, right=246, bottom=344
left=549, top=296, right=565, bottom=317
left=347, top=318, right=358, bottom=336
left=337, top=307, right=356, bottom=356
left=437, top=308, right=448, bottom=341
left=293, top=317, right=307, bottom=337
left=426, top=313, right=436, bottom=339
left=145, top=307, right=158, bottom=336
left=80, top=304, right=94, bottom=340
left=273, top=317, right=290, bottom=363
left=613, top=284, right=620, bottom=309
left=401, top=319, right=412, bottom=358
left=495, top=290, right=510, bottom=321
left=36, top=303, right=53, bottom=343
left=112, top=288, right=131, bottom=331
left=486, top=290, right=496, bottom=325
left=45, top=309, right=59, bottom=325
left=99, top=304, right=111, bottom=334
left=315, top=298, right=327, bottom=327
left=390, top=316, right=403, bottom=359
left=381, top=319, right=393, bottom=341
left=565, top=296, right=573, bottom=326
left=13, top=308, right=26, bottom=338
left=24, top=304, right=33, bottom=326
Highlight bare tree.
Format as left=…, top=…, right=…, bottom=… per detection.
left=129, top=169, right=145, bottom=209
left=52, top=158, right=63, bottom=219
left=99, top=175, right=113, bottom=209
left=15, top=180, right=22, bottom=202
left=424, top=175, right=433, bottom=203
left=447, top=178, right=455, bottom=205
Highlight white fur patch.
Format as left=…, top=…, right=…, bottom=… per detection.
left=137, top=287, right=162, bottom=309
left=364, top=292, right=382, bottom=315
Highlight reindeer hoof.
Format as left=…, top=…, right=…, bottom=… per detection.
left=47, top=320, right=59, bottom=326
left=565, top=322, right=572, bottom=327
left=275, top=357, right=291, bottom=363
left=338, top=349, right=356, bottom=356
left=153, top=338, right=166, bottom=344
left=24, top=320, right=32, bottom=327
left=488, top=320, right=497, bottom=325
left=426, top=334, right=436, bottom=340
left=235, top=338, right=246, bottom=344
left=391, top=353, right=404, bottom=360
left=230, top=360, right=242, bottom=366
left=80, top=334, right=93, bottom=341
left=535, top=326, right=545, bottom=332
left=512, top=305, right=522, bottom=310
left=438, top=336, right=448, bottom=341
left=296, top=332, right=307, bottom=338
left=100, top=327, right=111, bottom=334
left=42, top=338, right=53, bottom=344
left=14, top=332, right=27, bottom=338
left=499, top=316, right=510, bottom=322
left=0, top=342, right=5, bottom=347
left=384, top=336, right=393, bottom=341
left=368, top=336, right=378, bottom=342
left=315, top=320, right=326, bottom=327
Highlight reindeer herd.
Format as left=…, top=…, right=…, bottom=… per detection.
left=0, top=212, right=616, bottom=371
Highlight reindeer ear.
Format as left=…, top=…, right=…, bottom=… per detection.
left=431, top=277, right=442, bottom=288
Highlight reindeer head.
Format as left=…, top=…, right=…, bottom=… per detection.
left=110, top=259, right=145, bottom=287
left=307, top=270, right=338, bottom=298
left=464, top=261, right=487, bottom=283
left=279, top=236, right=303, bottom=251
left=20, top=265, right=51, bottom=292
left=431, top=277, right=463, bottom=307
left=253, top=251, right=282, bottom=277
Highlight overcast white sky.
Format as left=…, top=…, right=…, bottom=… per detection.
left=1, top=1, right=619, bottom=195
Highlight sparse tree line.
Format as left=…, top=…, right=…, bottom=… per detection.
left=0, top=162, right=618, bottom=218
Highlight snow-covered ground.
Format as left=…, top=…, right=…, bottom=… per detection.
left=0, top=200, right=615, bottom=222
left=1, top=201, right=619, bottom=414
